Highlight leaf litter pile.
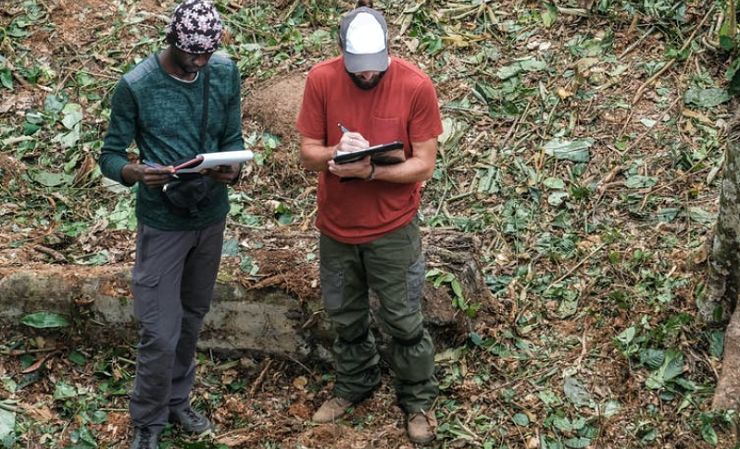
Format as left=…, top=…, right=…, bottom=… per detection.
left=0, top=0, right=736, bottom=447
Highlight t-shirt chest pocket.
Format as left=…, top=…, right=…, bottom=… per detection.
left=369, top=116, right=404, bottom=146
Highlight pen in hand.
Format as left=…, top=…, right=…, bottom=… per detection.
left=142, top=159, right=163, bottom=169
left=142, top=159, right=177, bottom=178
left=334, top=123, right=371, bottom=172
left=336, top=123, right=368, bottom=152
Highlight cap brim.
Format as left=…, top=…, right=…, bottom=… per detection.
left=343, top=50, right=389, bottom=73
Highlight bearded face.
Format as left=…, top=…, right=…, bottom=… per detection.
left=346, top=69, right=387, bottom=90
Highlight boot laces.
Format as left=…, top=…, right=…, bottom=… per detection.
left=184, top=407, right=201, bottom=422
left=138, top=428, right=151, bottom=449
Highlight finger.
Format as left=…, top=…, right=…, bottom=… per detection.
left=144, top=175, right=172, bottom=185
left=145, top=167, right=175, bottom=175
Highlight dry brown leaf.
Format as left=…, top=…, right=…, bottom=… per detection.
left=292, top=375, right=308, bottom=390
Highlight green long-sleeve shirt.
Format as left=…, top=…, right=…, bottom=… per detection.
left=99, top=52, right=243, bottom=231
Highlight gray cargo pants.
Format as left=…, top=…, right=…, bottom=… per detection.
left=129, top=219, right=225, bottom=430
left=319, top=218, right=437, bottom=413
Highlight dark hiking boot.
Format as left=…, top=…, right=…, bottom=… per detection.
left=169, top=407, right=213, bottom=434
left=407, top=411, right=437, bottom=444
left=312, top=396, right=354, bottom=423
left=129, top=427, right=160, bottom=449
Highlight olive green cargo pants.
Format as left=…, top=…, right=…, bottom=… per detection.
left=319, top=218, right=437, bottom=413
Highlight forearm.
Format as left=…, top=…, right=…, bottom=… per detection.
left=300, top=141, right=336, bottom=172
left=373, top=138, right=437, bottom=184
left=99, top=150, right=133, bottom=186
left=373, top=157, right=434, bottom=184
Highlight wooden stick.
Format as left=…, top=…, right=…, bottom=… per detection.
left=619, top=26, right=656, bottom=59
left=546, top=244, right=606, bottom=290
left=632, top=5, right=716, bottom=105
left=621, top=95, right=683, bottom=155
left=1, top=347, right=59, bottom=356
left=32, top=245, right=67, bottom=262
left=493, top=97, right=533, bottom=163
left=249, top=358, right=273, bottom=397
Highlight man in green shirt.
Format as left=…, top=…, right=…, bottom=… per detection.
left=98, top=1, right=244, bottom=447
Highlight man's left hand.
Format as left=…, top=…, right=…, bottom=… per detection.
left=203, top=163, right=240, bottom=183
left=327, top=156, right=373, bottom=179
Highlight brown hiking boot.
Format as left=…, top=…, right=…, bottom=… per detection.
left=312, top=397, right=353, bottom=423
left=407, top=411, right=437, bottom=444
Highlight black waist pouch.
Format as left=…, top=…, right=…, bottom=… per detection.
left=162, top=173, right=214, bottom=217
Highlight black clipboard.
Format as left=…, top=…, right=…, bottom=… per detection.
left=333, top=141, right=404, bottom=165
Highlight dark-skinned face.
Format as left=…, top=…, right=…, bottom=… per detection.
left=170, top=46, right=213, bottom=75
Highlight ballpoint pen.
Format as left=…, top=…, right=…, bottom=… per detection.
left=143, top=159, right=178, bottom=178
left=142, top=159, right=163, bottom=169
left=337, top=122, right=350, bottom=134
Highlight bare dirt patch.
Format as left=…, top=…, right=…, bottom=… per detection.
left=54, top=0, right=118, bottom=46
left=0, top=153, right=26, bottom=183
left=246, top=74, right=306, bottom=143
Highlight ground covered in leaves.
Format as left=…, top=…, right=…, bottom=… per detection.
left=0, top=0, right=737, bottom=448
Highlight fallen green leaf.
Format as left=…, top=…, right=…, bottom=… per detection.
left=548, top=191, right=569, bottom=207
left=645, top=349, right=684, bottom=390
left=543, top=138, right=593, bottom=162
left=512, top=413, right=529, bottom=426
left=21, top=311, right=70, bottom=329
left=625, top=175, right=657, bottom=189
left=0, top=408, right=14, bottom=449
left=563, top=376, right=594, bottom=408
left=542, top=2, right=558, bottom=27
left=601, top=399, right=621, bottom=418
left=564, top=437, right=591, bottom=448
left=615, top=326, right=636, bottom=345
left=61, top=103, right=83, bottom=129
left=53, top=381, right=78, bottom=400
left=702, top=422, right=718, bottom=445
left=684, top=88, right=730, bottom=108
left=0, top=69, right=12, bottom=90
left=687, top=207, right=715, bottom=224
left=28, top=169, right=74, bottom=187
left=543, top=177, right=566, bottom=189
left=709, top=330, right=725, bottom=358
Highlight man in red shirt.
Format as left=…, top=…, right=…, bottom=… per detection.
left=296, top=2, right=442, bottom=444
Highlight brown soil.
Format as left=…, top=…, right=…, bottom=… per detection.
left=0, top=153, right=26, bottom=182
left=53, top=0, right=118, bottom=47
left=245, top=73, right=307, bottom=143
left=0, top=92, right=37, bottom=115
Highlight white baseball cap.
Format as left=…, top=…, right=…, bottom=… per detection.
left=339, top=7, right=389, bottom=73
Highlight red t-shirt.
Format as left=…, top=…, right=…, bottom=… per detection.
left=296, top=56, right=443, bottom=244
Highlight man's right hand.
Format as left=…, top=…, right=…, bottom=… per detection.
left=121, top=163, right=175, bottom=187
left=335, top=131, right=369, bottom=154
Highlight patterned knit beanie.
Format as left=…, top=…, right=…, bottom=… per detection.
left=165, top=0, right=223, bottom=54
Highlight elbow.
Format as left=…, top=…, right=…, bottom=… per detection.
left=420, top=164, right=435, bottom=181
left=298, top=152, right=313, bottom=170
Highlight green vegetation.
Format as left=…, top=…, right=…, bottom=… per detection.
left=0, top=0, right=736, bottom=447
